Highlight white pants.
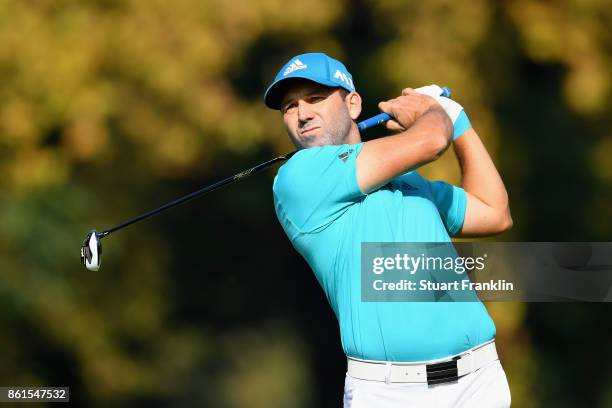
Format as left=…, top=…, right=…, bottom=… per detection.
left=343, top=360, right=511, bottom=408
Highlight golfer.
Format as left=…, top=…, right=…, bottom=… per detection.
left=265, top=53, right=513, bottom=407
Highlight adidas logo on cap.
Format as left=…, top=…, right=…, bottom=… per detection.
left=283, top=59, right=308, bottom=76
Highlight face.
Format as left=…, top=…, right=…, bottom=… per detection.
left=280, top=80, right=357, bottom=149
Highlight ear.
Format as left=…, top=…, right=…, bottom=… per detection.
left=345, top=91, right=362, bottom=120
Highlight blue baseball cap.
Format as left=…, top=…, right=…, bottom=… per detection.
left=264, top=52, right=356, bottom=110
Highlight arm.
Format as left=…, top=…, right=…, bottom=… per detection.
left=454, top=128, right=513, bottom=237
left=356, top=91, right=453, bottom=193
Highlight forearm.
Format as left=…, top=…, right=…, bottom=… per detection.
left=394, top=105, right=453, bottom=168
left=454, top=128, right=512, bottom=222
left=357, top=106, right=452, bottom=192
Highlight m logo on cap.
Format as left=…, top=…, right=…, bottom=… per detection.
left=334, top=69, right=354, bottom=90
left=283, top=59, right=308, bottom=76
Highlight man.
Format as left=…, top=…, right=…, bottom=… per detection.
left=264, top=52, right=513, bottom=407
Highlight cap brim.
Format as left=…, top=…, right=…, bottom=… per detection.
left=264, top=75, right=343, bottom=110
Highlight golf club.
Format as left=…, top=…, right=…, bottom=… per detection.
left=81, top=87, right=452, bottom=271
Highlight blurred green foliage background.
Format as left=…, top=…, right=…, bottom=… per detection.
left=0, top=0, right=610, bottom=406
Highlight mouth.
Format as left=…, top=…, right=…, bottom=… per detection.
left=299, top=126, right=320, bottom=136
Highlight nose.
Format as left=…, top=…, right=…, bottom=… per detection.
left=297, top=99, right=315, bottom=123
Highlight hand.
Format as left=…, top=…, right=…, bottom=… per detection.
left=413, top=85, right=470, bottom=140
left=378, top=89, right=439, bottom=133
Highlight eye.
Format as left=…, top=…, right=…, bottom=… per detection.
left=308, top=95, right=326, bottom=103
left=282, top=102, right=297, bottom=114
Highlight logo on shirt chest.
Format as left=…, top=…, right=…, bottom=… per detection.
left=338, top=149, right=354, bottom=162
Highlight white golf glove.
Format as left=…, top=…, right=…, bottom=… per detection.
left=414, top=85, right=464, bottom=124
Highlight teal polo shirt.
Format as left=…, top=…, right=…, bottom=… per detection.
left=272, top=143, right=495, bottom=362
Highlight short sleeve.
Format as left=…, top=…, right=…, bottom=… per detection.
left=273, top=143, right=365, bottom=236
left=426, top=180, right=467, bottom=236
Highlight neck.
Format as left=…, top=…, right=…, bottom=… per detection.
left=344, top=121, right=362, bottom=144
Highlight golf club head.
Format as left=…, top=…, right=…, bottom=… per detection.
left=80, top=230, right=102, bottom=271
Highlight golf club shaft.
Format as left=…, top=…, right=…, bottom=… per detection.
left=97, top=86, right=452, bottom=239
left=98, top=152, right=295, bottom=238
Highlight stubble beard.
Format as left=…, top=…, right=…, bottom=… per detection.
left=290, top=113, right=353, bottom=149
